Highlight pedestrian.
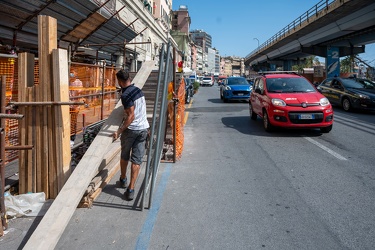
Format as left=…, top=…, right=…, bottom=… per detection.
left=113, top=69, right=149, bottom=200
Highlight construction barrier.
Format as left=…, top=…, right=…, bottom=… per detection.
left=1, top=57, right=119, bottom=164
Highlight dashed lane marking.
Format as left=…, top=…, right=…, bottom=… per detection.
left=304, top=137, right=347, bottom=161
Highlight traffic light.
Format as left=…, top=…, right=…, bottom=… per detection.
left=178, top=61, right=183, bottom=72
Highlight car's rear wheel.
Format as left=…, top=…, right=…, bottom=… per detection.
left=249, top=103, right=257, bottom=120
left=320, top=125, right=332, bottom=133
left=263, top=110, right=273, bottom=132
left=342, top=97, right=352, bottom=111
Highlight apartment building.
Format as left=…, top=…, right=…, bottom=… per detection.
left=170, top=5, right=192, bottom=69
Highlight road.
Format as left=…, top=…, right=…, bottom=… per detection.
left=55, top=84, right=375, bottom=250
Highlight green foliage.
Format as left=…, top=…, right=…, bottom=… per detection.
left=292, top=56, right=318, bottom=72
left=193, top=81, right=200, bottom=91
left=292, top=64, right=304, bottom=72
left=340, top=55, right=356, bottom=73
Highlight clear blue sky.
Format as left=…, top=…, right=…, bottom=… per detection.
left=172, top=0, right=375, bottom=66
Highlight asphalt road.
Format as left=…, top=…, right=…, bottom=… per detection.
left=5, top=83, right=374, bottom=249
left=62, top=84, right=375, bottom=249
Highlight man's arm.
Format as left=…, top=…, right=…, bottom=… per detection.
left=113, top=106, right=135, bottom=140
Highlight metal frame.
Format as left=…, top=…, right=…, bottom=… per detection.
left=141, top=40, right=175, bottom=210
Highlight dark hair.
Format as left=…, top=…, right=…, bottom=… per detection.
left=116, top=69, right=130, bottom=81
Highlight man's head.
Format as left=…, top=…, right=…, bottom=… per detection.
left=116, top=69, right=131, bottom=87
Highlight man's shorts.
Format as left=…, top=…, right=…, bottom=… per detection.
left=120, top=128, right=148, bottom=165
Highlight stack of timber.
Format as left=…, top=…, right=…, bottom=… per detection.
left=78, top=140, right=121, bottom=208
left=17, top=16, right=71, bottom=199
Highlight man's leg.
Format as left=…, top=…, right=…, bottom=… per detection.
left=120, top=159, right=128, bottom=180
left=119, top=159, right=129, bottom=188
left=128, top=163, right=140, bottom=190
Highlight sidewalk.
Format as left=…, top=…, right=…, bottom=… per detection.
left=1, top=153, right=166, bottom=249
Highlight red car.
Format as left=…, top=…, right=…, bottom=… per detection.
left=249, top=72, right=333, bottom=133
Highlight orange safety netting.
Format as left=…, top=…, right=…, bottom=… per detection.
left=1, top=57, right=19, bottom=163
left=174, top=78, right=186, bottom=160
left=1, top=58, right=119, bottom=163
left=69, top=64, right=118, bottom=136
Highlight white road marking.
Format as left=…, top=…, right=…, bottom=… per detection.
left=304, top=137, right=347, bottom=161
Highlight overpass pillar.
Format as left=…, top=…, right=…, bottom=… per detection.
left=326, top=47, right=340, bottom=78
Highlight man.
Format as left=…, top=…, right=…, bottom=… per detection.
left=113, top=69, right=149, bottom=200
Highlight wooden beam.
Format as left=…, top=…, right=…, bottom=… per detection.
left=17, top=53, right=35, bottom=194
left=52, top=48, right=71, bottom=191
left=38, top=15, right=57, bottom=198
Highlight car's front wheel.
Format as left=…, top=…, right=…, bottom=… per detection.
left=320, top=125, right=332, bottom=133
left=249, top=103, right=257, bottom=120
left=263, top=110, right=273, bottom=132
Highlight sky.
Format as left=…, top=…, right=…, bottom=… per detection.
left=171, top=0, right=375, bottom=67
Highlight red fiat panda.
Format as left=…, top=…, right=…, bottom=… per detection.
left=249, top=72, right=333, bottom=133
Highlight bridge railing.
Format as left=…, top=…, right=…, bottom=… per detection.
left=246, top=0, right=336, bottom=59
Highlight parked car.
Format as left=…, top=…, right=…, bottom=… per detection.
left=249, top=72, right=333, bottom=133
left=184, top=77, right=194, bottom=104
left=220, top=76, right=252, bottom=102
left=317, top=77, right=375, bottom=112
left=201, top=76, right=214, bottom=86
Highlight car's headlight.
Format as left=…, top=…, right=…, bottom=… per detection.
left=355, top=93, right=370, bottom=99
left=320, top=97, right=330, bottom=106
left=225, top=86, right=231, bottom=90
left=272, top=98, right=286, bottom=106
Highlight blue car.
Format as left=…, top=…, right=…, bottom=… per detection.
left=220, top=76, right=252, bottom=102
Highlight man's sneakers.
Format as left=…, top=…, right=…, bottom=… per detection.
left=119, top=176, right=134, bottom=200
left=119, top=177, right=127, bottom=188
left=125, top=189, right=135, bottom=200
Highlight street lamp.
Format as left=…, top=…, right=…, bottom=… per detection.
left=253, top=38, right=259, bottom=52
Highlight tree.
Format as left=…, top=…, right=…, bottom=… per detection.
left=340, top=55, right=357, bottom=73
left=314, top=57, right=321, bottom=66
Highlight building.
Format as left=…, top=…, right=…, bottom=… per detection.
left=170, top=5, right=191, bottom=67
left=190, top=29, right=212, bottom=53
left=220, top=56, right=245, bottom=76
left=207, top=47, right=216, bottom=75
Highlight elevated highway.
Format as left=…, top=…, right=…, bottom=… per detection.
left=245, top=0, right=375, bottom=73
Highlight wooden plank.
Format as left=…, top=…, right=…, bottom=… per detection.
left=38, top=15, right=57, bottom=198
left=27, top=87, right=36, bottom=192
left=17, top=53, right=35, bottom=194
left=17, top=54, right=26, bottom=194
left=132, top=60, right=156, bottom=88
left=23, top=60, right=155, bottom=250
left=52, top=48, right=71, bottom=190
left=34, top=85, right=42, bottom=192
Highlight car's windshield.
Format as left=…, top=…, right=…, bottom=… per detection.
left=266, top=78, right=316, bottom=93
left=343, top=79, right=375, bottom=89
left=227, top=77, right=249, bottom=85
left=203, top=77, right=211, bottom=80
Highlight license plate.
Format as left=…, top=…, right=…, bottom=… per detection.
left=237, top=93, right=244, bottom=96
left=299, top=114, right=314, bottom=119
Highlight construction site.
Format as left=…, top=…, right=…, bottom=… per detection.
left=0, top=1, right=187, bottom=248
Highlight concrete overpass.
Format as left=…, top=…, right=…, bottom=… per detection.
left=245, top=0, right=375, bottom=75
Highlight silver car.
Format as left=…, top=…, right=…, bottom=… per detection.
left=201, top=76, right=214, bottom=87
